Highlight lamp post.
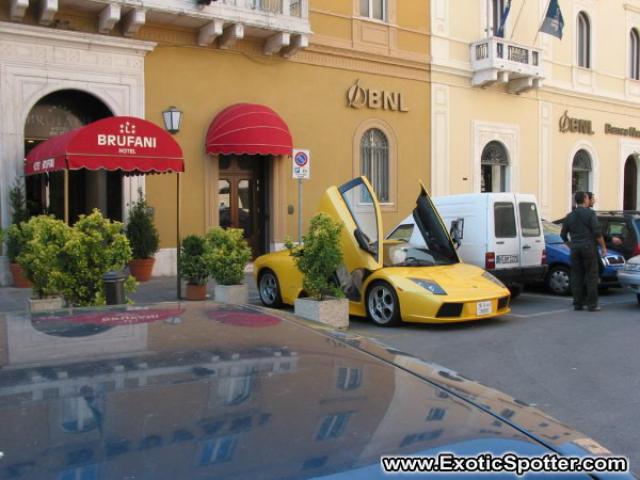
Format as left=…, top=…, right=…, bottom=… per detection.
left=162, top=106, right=184, bottom=299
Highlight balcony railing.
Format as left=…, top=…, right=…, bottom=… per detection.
left=470, top=37, right=543, bottom=93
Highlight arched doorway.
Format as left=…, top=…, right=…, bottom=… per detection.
left=571, top=149, right=592, bottom=206
left=24, top=90, right=122, bottom=223
left=481, top=141, right=509, bottom=192
left=624, top=155, right=639, bottom=210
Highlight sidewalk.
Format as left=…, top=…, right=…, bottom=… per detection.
left=0, top=273, right=261, bottom=313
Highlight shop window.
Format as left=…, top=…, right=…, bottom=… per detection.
left=577, top=12, right=591, bottom=69
left=631, top=29, right=640, bottom=80
left=360, top=0, right=386, bottom=21
left=481, top=141, right=509, bottom=193
left=361, top=128, right=389, bottom=202
left=572, top=149, right=592, bottom=205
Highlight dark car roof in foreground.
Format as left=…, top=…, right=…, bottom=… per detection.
left=0, top=302, right=630, bottom=479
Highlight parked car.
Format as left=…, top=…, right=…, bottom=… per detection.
left=555, top=210, right=640, bottom=260
left=0, top=302, right=632, bottom=479
left=542, top=221, right=626, bottom=295
left=618, top=255, right=640, bottom=305
left=390, top=193, right=547, bottom=298
left=255, top=177, right=511, bottom=326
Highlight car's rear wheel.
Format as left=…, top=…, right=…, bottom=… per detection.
left=366, top=281, right=401, bottom=327
left=546, top=266, right=571, bottom=295
left=258, top=269, right=283, bottom=308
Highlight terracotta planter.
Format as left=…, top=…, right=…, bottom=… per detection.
left=129, top=258, right=155, bottom=282
left=185, top=284, right=208, bottom=301
left=9, top=262, right=32, bottom=289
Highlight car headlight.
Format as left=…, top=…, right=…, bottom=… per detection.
left=482, top=271, right=506, bottom=288
left=411, top=278, right=447, bottom=295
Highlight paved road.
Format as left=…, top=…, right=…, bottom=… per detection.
left=348, top=288, right=640, bottom=473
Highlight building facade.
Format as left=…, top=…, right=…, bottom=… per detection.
left=430, top=0, right=640, bottom=222
left=0, top=0, right=430, bottom=280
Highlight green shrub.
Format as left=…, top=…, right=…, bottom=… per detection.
left=5, top=224, right=27, bottom=262
left=287, top=213, right=344, bottom=301
left=9, top=180, right=29, bottom=224
left=180, top=235, right=212, bottom=286
left=58, top=210, right=136, bottom=307
left=17, top=216, right=72, bottom=298
left=126, top=189, right=160, bottom=259
left=206, top=227, right=251, bottom=286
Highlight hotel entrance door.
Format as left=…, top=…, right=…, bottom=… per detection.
left=218, top=155, right=268, bottom=257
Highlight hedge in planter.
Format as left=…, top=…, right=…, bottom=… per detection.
left=59, top=210, right=136, bottom=307
left=206, top=227, right=251, bottom=286
left=17, top=216, right=72, bottom=299
left=287, top=213, right=344, bottom=301
left=180, top=235, right=213, bottom=300
left=126, top=189, right=160, bottom=282
left=6, top=181, right=31, bottom=288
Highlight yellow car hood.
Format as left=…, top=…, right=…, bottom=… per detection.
left=383, top=263, right=507, bottom=298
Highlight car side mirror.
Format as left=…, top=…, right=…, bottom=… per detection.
left=450, top=218, right=463, bottom=249
left=354, top=228, right=373, bottom=254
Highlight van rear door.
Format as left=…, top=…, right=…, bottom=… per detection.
left=490, top=196, right=520, bottom=271
left=515, top=195, right=544, bottom=268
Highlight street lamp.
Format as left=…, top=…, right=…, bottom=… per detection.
left=162, top=106, right=183, bottom=134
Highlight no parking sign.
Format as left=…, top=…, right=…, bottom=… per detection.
left=292, top=149, right=310, bottom=179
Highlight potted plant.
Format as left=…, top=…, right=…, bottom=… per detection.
left=58, top=209, right=137, bottom=307
left=6, top=181, right=31, bottom=288
left=288, top=213, right=348, bottom=329
left=126, top=189, right=160, bottom=282
left=206, top=227, right=252, bottom=304
left=17, top=215, right=71, bottom=312
left=180, top=234, right=212, bottom=301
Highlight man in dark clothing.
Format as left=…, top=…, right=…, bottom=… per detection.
left=561, top=191, right=607, bottom=311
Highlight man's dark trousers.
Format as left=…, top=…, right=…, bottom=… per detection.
left=570, top=243, right=599, bottom=309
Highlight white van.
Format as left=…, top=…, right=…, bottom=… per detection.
left=387, top=193, right=547, bottom=295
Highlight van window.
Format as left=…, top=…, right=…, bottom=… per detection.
left=518, top=202, right=541, bottom=237
left=494, top=202, right=517, bottom=238
left=387, top=224, right=413, bottom=242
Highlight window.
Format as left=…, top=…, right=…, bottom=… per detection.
left=572, top=149, right=592, bottom=205
left=361, top=128, right=389, bottom=202
left=400, top=429, right=443, bottom=447
left=577, top=12, right=591, bottom=68
left=199, top=436, right=237, bottom=465
left=61, top=397, right=100, bottom=433
left=494, top=202, right=517, bottom=238
left=426, top=407, right=446, bottom=422
left=492, top=0, right=506, bottom=37
left=481, top=141, right=509, bottom=193
left=387, top=224, right=413, bottom=242
left=316, top=413, right=351, bottom=441
left=337, top=367, right=363, bottom=391
left=518, top=202, right=541, bottom=237
left=218, top=371, right=253, bottom=406
left=360, top=0, right=386, bottom=21
left=631, top=29, right=640, bottom=80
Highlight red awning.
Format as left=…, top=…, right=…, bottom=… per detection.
left=205, top=103, right=293, bottom=156
left=25, top=116, right=184, bottom=176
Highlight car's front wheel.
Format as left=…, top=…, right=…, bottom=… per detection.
left=366, top=281, right=401, bottom=327
left=258, top=269, right=283, bottom=308
left=546, top=265, right=571, bottom=295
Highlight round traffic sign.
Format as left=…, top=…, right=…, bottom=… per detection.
left=294, top=151, right=308, bottom=167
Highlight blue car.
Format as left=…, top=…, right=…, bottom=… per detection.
left=543, top=221, right=626, bottom=295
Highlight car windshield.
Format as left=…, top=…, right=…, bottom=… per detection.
left=543, top=221, right=564, bottom=244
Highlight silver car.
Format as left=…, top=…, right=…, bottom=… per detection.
left=618, top=255, right=640, bottom=305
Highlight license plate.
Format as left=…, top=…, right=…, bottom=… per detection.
left=476, top=301, right=492, bottom=316
left=497, top=255, right=519, bottom=264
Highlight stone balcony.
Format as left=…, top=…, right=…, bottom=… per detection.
left=9, top=0, right=311, bottom=57
left=470, top=37, right=544, bottom=94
